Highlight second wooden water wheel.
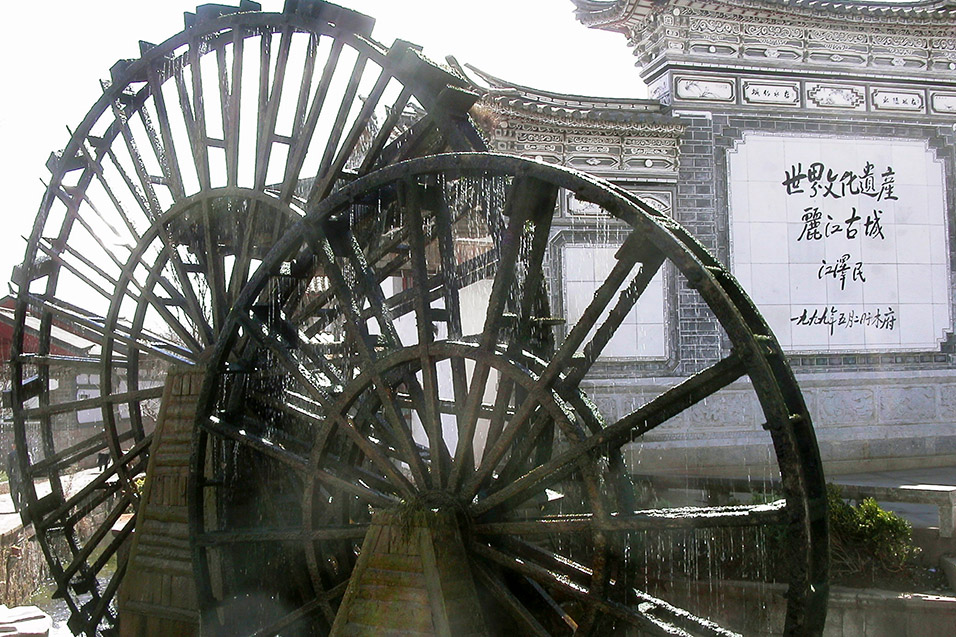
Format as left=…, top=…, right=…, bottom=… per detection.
left=8, top=2, right=484, bottom=633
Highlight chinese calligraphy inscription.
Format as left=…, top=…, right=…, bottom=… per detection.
left=728, top=135, right=950, bottom=352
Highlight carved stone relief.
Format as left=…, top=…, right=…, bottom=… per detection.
left=675, top=77, right=735, bottom=102
left=806, top=84, right=866, bottom=109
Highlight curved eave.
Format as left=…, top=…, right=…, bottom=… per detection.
left=467, top=64, right=661, bottom=111
left=572, top=0, right=644, bottom=31
left=482, top=96, right=684, bottom=135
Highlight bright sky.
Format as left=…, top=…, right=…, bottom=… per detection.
left=0, top=0, right=644, bottom=290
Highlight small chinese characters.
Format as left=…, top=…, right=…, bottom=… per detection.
left=790, top=306, right=897, bottom=336
left=782, top=161, right=897, bottom=201
left=817, top=254, right=865, bottom=290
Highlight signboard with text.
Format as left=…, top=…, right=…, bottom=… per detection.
left=728, top=134, right=951, bottom=352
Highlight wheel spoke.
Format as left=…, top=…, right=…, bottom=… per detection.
left=248, top=598, right=330, bottom=637
left=186, top=34, right=213, bottom=189
left=253, top=26, right=293, bottom=190
left=22, top=385, right=163, bottom=421
left=201, top=198, right=229, bottom=331
left=471, top=562, right=550, bottom=636
left=306, top=226, right=430, bottom=489
left=429, top=186, right=470, bottom=413
left=37, top=238, right=204, bottom=354
left=403, top=180, right=451, bottom=485
left=200, top=414, right=310, bottom=474
left=26, top=430, right=122, bottom=477
left=471, top=541, right=740, bottom=637
left=146, top=65, right=187, bottom=200
left=56, top=493, right=135, bottom=596
left=472, top=353, right=748, bottom=516
left=461, top=397, right=554, bottom=503
left=356, top=83, right=413, bottom=176
left=450, top=177, right=550, bottom=487
left=545, top=231, right=653, bottom=385
left=307, top=52, right=370, bottom=205
left=239, top=312, right=337, bottom=404
left=565, top=249, right=667, bottom=386
left=109, top=91, right=164, bottom=218
left=331, top=413, right=418, bottom=500
left=224, top=31, right=244, bottom=187
left=280, top=37, right=345, bottom=203
left=511, top=184, right=557, bottom=354
left=35, top=437, right=150, bottom=533
left=313, top=63, right=392, bottom=199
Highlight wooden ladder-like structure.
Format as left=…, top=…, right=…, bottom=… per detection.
left=117, top=366, right=201, bottom=636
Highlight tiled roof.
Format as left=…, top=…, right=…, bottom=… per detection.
left=468, top=65, right=682, bottom=130
left=573, top=0, right=956, bottom=28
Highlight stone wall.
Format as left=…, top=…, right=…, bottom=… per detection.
left=647, top=580, right=956, bottom=637
left=0, top=527, right=48, bottom=607
left=587, top=369, right=956, bottom=476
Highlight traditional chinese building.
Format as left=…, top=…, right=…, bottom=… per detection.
left=476, top=0, right=956, bottom=475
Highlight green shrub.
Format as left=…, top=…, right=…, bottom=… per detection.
left=827, top=484, right=920, bottom=576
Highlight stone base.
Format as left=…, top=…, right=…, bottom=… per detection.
left=0, top=604, right=52, bottom=637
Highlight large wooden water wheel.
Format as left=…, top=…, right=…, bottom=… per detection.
left=191, top=153, right=830, bottom=636
left=9, top=2, right=829, bottom=635
left=8, top=2, right=483, bottom=634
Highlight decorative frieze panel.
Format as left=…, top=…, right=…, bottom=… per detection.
left=624, top=6, right=956, bottom=85
left=689, top=43, right=738, bottom=57
left=566, top=191, right=604, bottom=216
left=568, top=144, right=620, bottom=155
left=743, top=81, right=800, bottom=106
left=568, top=155, right=619, bottom=170
left=648, top=77, right=672, bottom=105
left=674, top=76, right=734, bottom=102
left=931, top=59, right=956, bottom=72
left=806, top=83, right=866, bottom=110
left=931, top=92, right=956, bottom=115
left=742, top=23, right=802, bottom=43
left=622, top=136, right=679, bottom=174
left=635, top=191, right=672, bottom=216
left=624, top=156, right=677, bottom=172
left=567, top=133, right=619, bottom=145
left=806, top=51, right=867, bottom=66
left=656, top=73, right=954, bottom=116
left=871, top=89, right=924, bottom=113
left=871, top=35, right=927, bottom=51
left=689, top=16, right=738, bottom=36
left=566, top=189, right=672, bottom=218
left=516, top=131, right=563, bottom=143
left=742, top=46, right=801, bottom=61
left=871, top=54, right=927, bottom=70
left=515, top=142, right=563, bottom=155
left=807, top=29, right=868, bottom=49
left=520, top=152, right=561, bottom=165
